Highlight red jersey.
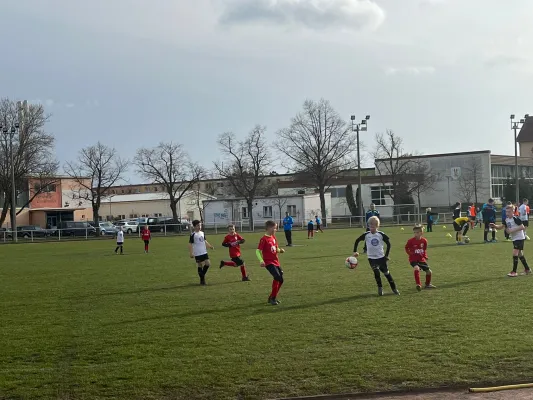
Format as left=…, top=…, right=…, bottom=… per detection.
left=405, top=237, right=428, bottom=263
left=141, top=229, right=151, bottom=240
left=257, top=234, right=280, bottom=267
left=222, top=233, right=244, bottom=258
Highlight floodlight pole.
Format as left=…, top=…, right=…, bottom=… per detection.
left=351, top=115, right=370, bottom=227
left=1, top=123, right=20, bottom=242
left=511, top=114, right=528, bottom=204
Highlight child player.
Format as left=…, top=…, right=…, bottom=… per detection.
left=315, top=215, right=324, bottom=233
left=256, top=221, right=285, bottom=305
left=188, top=220, right=215, bottom=286
left=518, top=198, right=530, bottom=241
left=307, top=219, right=314, bottom=239
left=482, top=198, right=497, bottom=243
left=491, top=205, right=532, bottom=277
left=141, top=225, right=151, bottom=253
left=115, top=226, right=124, bottom=255
left=220, top=224, right=250, bottom=281
left=453, top=215, right=471, bottom=245
left=405, top=225, right=436, bottom=291
left=353, top=216, right=400, bottom=296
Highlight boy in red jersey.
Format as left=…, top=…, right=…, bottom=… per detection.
left=141, top=226, right=152, bottom=253
left=257, top=220, right=285, bottom=305
left=405, top=225, right=436, bottom=291
left=220, top=224, right=250, bottom=281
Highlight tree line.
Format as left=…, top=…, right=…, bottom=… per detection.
left=0, top=97, right=494, bottom=229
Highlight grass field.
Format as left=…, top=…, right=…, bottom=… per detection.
left=2, top=226, right=533, bottom=400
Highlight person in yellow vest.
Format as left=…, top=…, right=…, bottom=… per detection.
left=454, top=216, right=473, bottom=245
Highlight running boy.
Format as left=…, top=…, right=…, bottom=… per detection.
left=491, top=205, right=532, bottom=277
left=220, top=224, right=250, bottom=281
left=141, top=225, right=151, bottom=253
left=353, top=216, right=400, bottom=296
left=188, top=220, right=215, bottom=286
left=405, top=225, right=436, bottom=291
left=307, top=219, right=314, bottom=239
left=315, top=215, right=324, bottom=233
left=257, top=221, right=285, bottom=305
left=115, top=226, right=124, bottom=255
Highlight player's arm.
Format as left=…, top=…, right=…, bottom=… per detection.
left=205, top=240, right=214, bottom=250
left=256, top=240, right=265, bottom=267
left=237, top=235, right=245, bottom=244
left=509, top=217, right=525, bottom=233
left=353, top=233, right=366, bottom=256
left=404, top=241, right=411, bottom=255
left=222, top=237, right=231, bottom=247
left=188, top=234, right=194, bottom=258
left=491, top=222, right=505, bottom=230
left=382, top=233, right=391, bottom=259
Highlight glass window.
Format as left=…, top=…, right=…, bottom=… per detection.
left=263, top=206, right=273, bottom=218
left=287, top=205, right=296, bottom=216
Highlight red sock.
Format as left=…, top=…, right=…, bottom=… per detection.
left=425, top=273, right=432, bottom=286
left=240, top=265, right=247, bottom=278
left=144, top=244, right=148, bottom=251
left=414, top=269, right=421, bottom=286
left=270, top=280, right=279, bottom=298
left=223, top=261, right=237, bottom=267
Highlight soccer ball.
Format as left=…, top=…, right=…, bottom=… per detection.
left=464, top=236, right=470, bottom=243
left=345, top=256, right=358, bottom=270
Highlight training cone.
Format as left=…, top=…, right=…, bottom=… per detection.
left=400, top=227, right=404, bottom=231
left=446, top=233, right=452, bottom=238
left=443, top=226, right=446, bottom=229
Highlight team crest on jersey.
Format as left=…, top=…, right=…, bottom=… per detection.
left=370, top=238, right=379, bottom=246
left=270, top=245, right=277, bottom=253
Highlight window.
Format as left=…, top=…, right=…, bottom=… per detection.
left=287, top=205, right=296, bottom=216
left=241, top=207, right=248, bottom=219
left=34, top=183, right=56, bottom=193
left=121, top=190, right=125, bottom=194
left=330, top=187, right=346, bottom=198
left=129, top=214, right=138, bottom=218
left=263, top=206, right=273, bottom=218
left=217, top=182, right=224, bottom=188
left=370, top=186, right=393, bottom=206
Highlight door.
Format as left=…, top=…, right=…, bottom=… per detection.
left=47, top=216, right=57, bottom=229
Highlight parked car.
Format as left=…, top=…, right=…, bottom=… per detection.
left=0, top=227, right=13, bottom=239
left=142, top=217, right=190, bottom=233
left=98, top=222, right=119, bottom=236
left=115, top=220, right=138, bottom=234
left=56, top=221, right=97, bottom=237
left=17, top=225, right=52, bottom=239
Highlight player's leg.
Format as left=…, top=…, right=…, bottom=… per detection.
left=411, top=262, right=422, bottom=291
left=234, top=257, right=249, bottom=281
left=491, top=222, right=496, bottom=241
left=265, top=265, right=283, bottom=304
left=114, top=243, right=119, bottom=253
left=517, top=242, right=531, bottom=274
left=508, top=246, right=521, bottom=276
left=202, top=258, right=210, bottom=278
left=220, top=260, right=237, bottom=268
left=120, top=244, right=124, bottom=254
left=378, top=259, right=399, bottom=295
left=484, top=222, right=489, bottom=242
left=197, top=261, right=205, bottom=284
left=370, top=261, right=384, bottom=295
left=144, top=239, right=149, bottom=253
left=420, top=263, right=435, bottom=288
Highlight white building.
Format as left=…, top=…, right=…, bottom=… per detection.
left=202, top=193, right=332, bottom=228
left=102, top=191, right=216, bottom=221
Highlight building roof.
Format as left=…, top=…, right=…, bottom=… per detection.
left=375, top=150, right=491, bottom=163
left=104, top=191, right=216, bottom=203
left=516, top=116, right=533, bottom=143
left=29, top=207, right=87, bottom=212
left=207, top=193, right=327, bottom=202
left=491, top=154, right=533, bottom=167
left=277, top=174, right=398, bottom=188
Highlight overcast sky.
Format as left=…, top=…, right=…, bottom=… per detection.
left=1, top=0, right=532, bottom=182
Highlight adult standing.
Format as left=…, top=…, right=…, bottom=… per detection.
left=283, top=212, right=294, bottom=247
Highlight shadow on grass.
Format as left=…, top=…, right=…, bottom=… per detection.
left=435, top=276, right=504, bottom=289
left=105, top=291, right=398, bottom=326
left=65, top=281, right=239, bottom=300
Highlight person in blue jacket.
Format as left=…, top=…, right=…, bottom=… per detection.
left=283, top=212, right=294, bottom=247
left=482, top=198, right=497, bottom=243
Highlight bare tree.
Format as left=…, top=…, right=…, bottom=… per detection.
left=411, top=163, right=440, bottom=216
left=214, top=126, right=273, bottom=229
left=0, top=99, right=59, bottom=226
left=373, top=130, right=420, bottom=204
left=275, top=99, right=357, bottom=219
left=264, top=196, right=288, bottom=226
left=190, top=182, right=215, bottom=223
left=64, top=142, right=128, bottom=231
left=454, top=157, right=487, bottom=204
left=135, top=142, right=205, bottom=221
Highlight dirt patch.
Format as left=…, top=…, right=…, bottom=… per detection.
left=332, top=388, right=533, bottom=399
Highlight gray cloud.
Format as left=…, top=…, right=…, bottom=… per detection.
left=219, top=0, right=385, bottom=31
left=484, top=55, right=529, bottom=68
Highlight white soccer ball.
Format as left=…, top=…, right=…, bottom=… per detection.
left=464, top=236, right=470, bottom=243
left=345, top=256, right=358, bottom=270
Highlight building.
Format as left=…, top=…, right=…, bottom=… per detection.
left=102, top=191, right=216, bottom=222
left=202, top=193, right=332, bottom=228
left=517, top=115, right=533, bottom=157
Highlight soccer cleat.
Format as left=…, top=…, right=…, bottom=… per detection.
left=393, top=289, right=401, bottom=295
left=269, top=298, right=279, bottom=306
left=416, top=285, right=422, bottom=292
left=219, top=260, right=224, bottom=269
left=425, top=284, right=436, bottom=289
left=457, top=242, right=465, bottom=245
left=378, top=287, right=384, bottom=296
left=491, top=239, right=498, bottom=243
left=520, top=269, right=532, bottom=276
left=242, top=276, right=251, bottom=281
left=507, top=271, right=518, bottom=277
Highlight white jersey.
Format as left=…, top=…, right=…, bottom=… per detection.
left=189, top=231, right=208, bottom=256
left=519, top=204, right=529, bottom=221
left=116, top=230, right=124, bottom=243
left=506, top=216, right=526, bottom=241
left=355, top=231, right=391, bottom=259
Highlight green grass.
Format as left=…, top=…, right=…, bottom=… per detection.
left=2, top=227, right=533, bottom=400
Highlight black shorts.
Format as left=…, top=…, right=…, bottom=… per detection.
left=513, top=240, right=525, bottom=250
left=523, top=220, right=529, bottom=227
left=453, top=222, right=461, bottom=232
left=144, top=240, right=150, bottom=245
left=368, top=257, right=389, bottom=274
left=410, top=261, right=430, bottom=272
left=231, top=256, right=244, bottom=266
left=116, top=242, right=124, bottom=246
left=308, top=226, right=314, bottom=231
left=316, top=224, right=321, bottom=230
left=195, top=254, right=209, bottom=263
left=265, top=264, right=283, bottom=278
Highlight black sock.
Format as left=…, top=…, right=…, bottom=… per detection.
left=520, top=256, right=530, bottom=270
left=492, top=231, right=496, bottom=240
left=513, top=256, right=519, bottom=272
left=202, top=265, right=210, bottom=276
left=385, top=273, right=397, bottom=291
left=115, top=246, right=119, bottom=252
left=373, top=269, right=382, bottom=287
left=197, top=267, right=203, bottom=278
left=484, top=231, right=488, bottom=241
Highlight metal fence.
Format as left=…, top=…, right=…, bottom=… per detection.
left=0, top=214, right=455, bottom=243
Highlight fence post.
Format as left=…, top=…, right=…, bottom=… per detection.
left=86, top=227, right=88, bottom=240
left=31, top=231, right=34, bottom=242
left=58, top=229, right=61, bottom=241
left=215, top=223, right=217, bottom=235
left=349, top=216, right=352, bottom=228
left=164, top=224, right=167, bottom=236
